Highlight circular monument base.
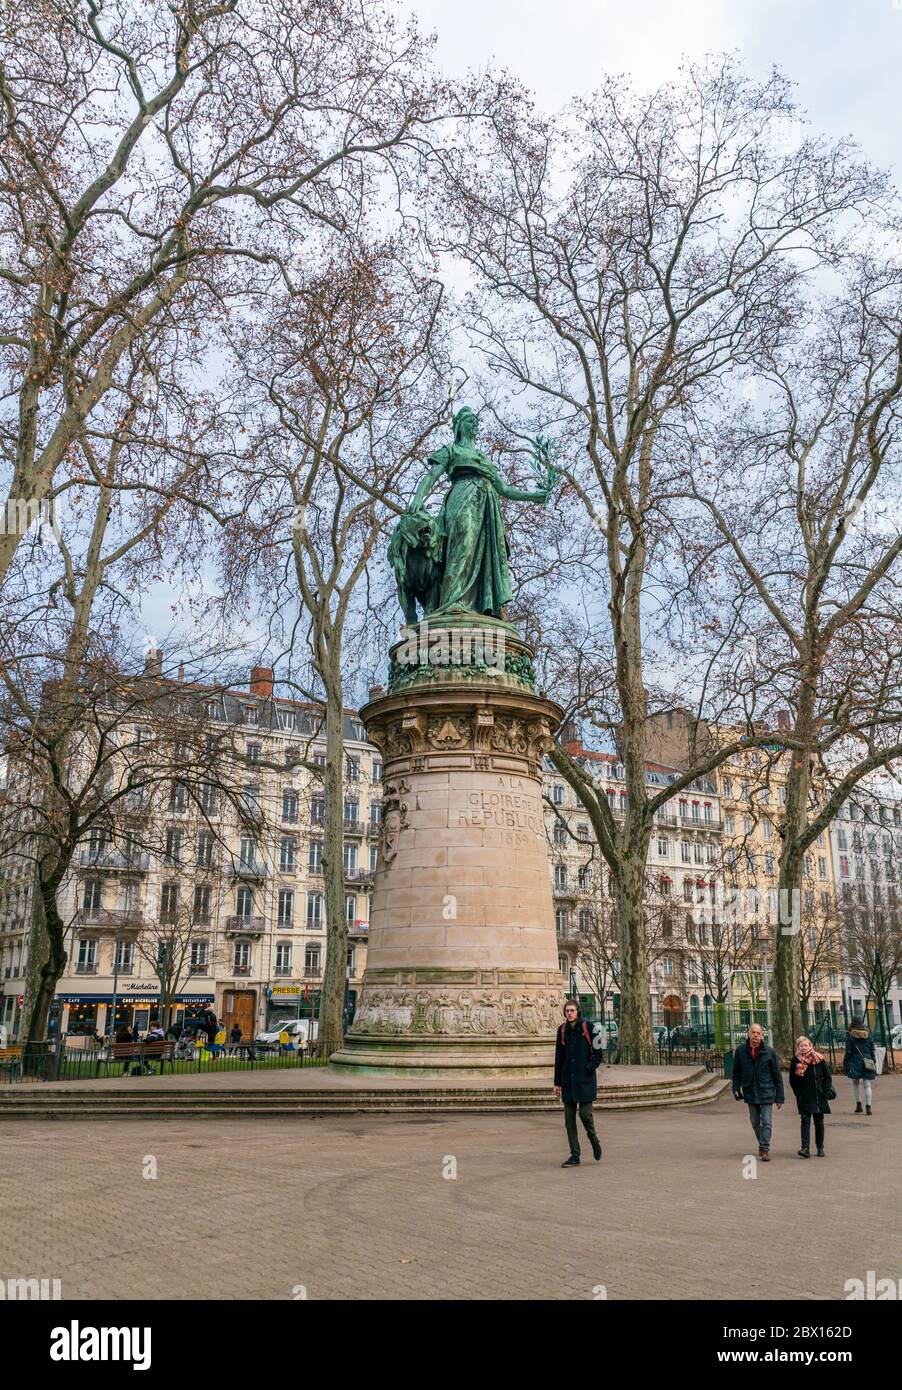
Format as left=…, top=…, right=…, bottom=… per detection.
left=329, top=1033, right=554, bottom=1079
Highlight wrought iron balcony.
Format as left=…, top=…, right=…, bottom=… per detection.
left=76, top=907, right=143, bottom=933
left=224, top=916, right=265, bottom=936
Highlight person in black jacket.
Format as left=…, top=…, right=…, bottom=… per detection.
left=789, top=1036, right=833, bottom=1158
left=731, top=1023, right=784, bottom=1161
left=843, top=1016, right=877, bottom=1114
left=553, top=999, right=604, bottom=1167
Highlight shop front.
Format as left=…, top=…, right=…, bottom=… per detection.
left=264, top=982, right=321, bottom=1030
left=56, top=987, right=216, bottom=1037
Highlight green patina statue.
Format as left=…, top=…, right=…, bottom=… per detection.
left=388, top=406, right=560, bottom=623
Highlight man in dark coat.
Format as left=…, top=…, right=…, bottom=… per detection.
left=732, top=1022, right=784, bottom=1161
left=554, top=999, right=604, bottom=1167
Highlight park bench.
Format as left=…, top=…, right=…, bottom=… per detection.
left=0, top=1044, right=25, bottom=1082
left=109, top=1040, right=175, bottom=1075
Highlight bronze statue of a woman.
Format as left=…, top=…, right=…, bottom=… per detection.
left=388, top=406, right=559, bottom=623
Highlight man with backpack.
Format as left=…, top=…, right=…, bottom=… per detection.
left=554, top=999, right=604, bottom=1167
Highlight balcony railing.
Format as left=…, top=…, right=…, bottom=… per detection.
left=303, top=967, right=322, bottom=979
left=224, top=916, right=265, bottom=935
left=75, top=962, right=98, bottom=974
left=230, top=862, right=268, bottom=880
left=77, top=907, right=143, bottom=933
left=344, top=868, right=373, bottom=883
left=78, top=849, right=150, bottom=871
left=343, top=818, right=364, bottom=834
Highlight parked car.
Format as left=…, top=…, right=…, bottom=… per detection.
left=254, top=1018, right=317, bottom=1049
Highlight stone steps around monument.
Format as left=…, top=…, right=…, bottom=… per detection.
left=0, top=1068, right=730, bottom=1118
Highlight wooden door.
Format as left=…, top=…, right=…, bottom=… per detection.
left=223, top=990, right=256, bottom=1042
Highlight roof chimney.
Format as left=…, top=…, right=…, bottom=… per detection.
left=776, top=710, right=792, bottom=733
left=143, top=647, right=163, bottom=677
left=250, top=666, right=274, bottom=699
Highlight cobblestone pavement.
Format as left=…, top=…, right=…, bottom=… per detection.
left=1, top=1082, right=898, bottom=1301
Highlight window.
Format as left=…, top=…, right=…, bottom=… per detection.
left=304, top=942, right=322, bottom=976
left=247, top=741, right=261, bottom=763
left=343, top=843, right=358, bottom=875
left=553, top=784, right=564, bottom=806
left=312, top=748, right=326, bottom=768
left=114, top=940, right=134, bottom=973
left=372, top=761, right=383, bottom=783
left=169, top=780, right=187, bottom=811
left=308, top=840, right=323, bottom=871
left=554, top=864, right=567, bottom=890
left=278, top=889, right=294, bottom=926
left=279, top=837, right=296, bottom=872
left=236, top=886, right=253, bottom=919
left=693, top=843, right=703, bottom=865
left=762, top=820, right=771, bottom=841
left=233, top=941, right=251, bottom=973
left=205, top=701, right=223, bottom=722
left=275, top=941, right=292, bottom=975
left=765, top=853, right=775, bottom=875
left=239, top=836, right=257, bottom=870
left=199, top=782, right=218, bottom=812
left=722, top=778, right=733, bottom=797
left=279, top=708, right=297, bottom=732
left=553, top=823, right=566, bottom=845
left=343, top=797, right=359, bottom=825
left=285, top=743, right=300, bottom=767
left=76, top=939, right=97, bottom=972
left=278, top=789, right=298, bottom=823
left=743, top=816, right=752, bottom=835
left=346, top=894, right=356, bottom=925
left=578, top=865, right=591, bottom=889
left=661, top=957, right=673, bottom=977
left=369, top=845, right=378, bottom=872
left=307, top=893, right=323, bottom=928
left=725, top=814, right=734, bottom=835
left=778, top=786, right=786, bottom=805
left=196, top=830, right=214, bottom=868
left=683, top=879, right=693, bottom=903
left=658, top=838, right=668, bottom=856
left=370, top=801, right=382, bottom=826
left=659, top=877, right=671, bottom=896
left=681, top=841, right=690, bottom=863
left=577, top=823, right=589, bottom=839
left=346, top=757, right=360, bottom=782
left=82, top=879, right=102, bottom=914
left=243, top=705, right=258, bottom=725
left=839, top=855, right=849, bottom=878
left=164, top=827, right=183, bottom=865
left=160, top=883, right=179, bottom=922
left=193, top=884, right=211, bottom=924
left=555, top=908, right=568, bottom=933
left=310, top=796, right=325, bottom=826
left=818, top=857, right=827, bottom=880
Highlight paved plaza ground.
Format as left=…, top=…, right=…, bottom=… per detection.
left=1, top=1080, right=898, bottom=1301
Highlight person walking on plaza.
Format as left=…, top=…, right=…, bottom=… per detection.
left=789, top=1036, right=834, bottom=1157
left=731, top=1022, right=784, bottom=1161
left=843, top=1015, right=877, bottom=1114
left=554, top=999, right=604, bottom=1167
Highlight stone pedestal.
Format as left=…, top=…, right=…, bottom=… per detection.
left=331, top=617, right=564, bottom=1078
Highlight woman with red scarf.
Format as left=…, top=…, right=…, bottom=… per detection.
left=789, top=1036, right=835, bottom=1158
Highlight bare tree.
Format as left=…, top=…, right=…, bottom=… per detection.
left=435, top=56, right=889, bottom=1059
left=218, top=239, right=451, bottom=1057
left=0, top=0, right=451, bottom=586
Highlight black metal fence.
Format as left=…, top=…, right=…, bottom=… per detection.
left=0, top=1036, right=330, bottom=1084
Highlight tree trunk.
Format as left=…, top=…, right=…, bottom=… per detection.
left=27, top=878, right=68, bottom=1043
left=318, top=682, right=348, bottom=1060
left=612, top=849, right=655, bottom=1061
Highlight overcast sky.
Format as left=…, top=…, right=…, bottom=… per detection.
left=405, top=0, right=901, bottom=179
